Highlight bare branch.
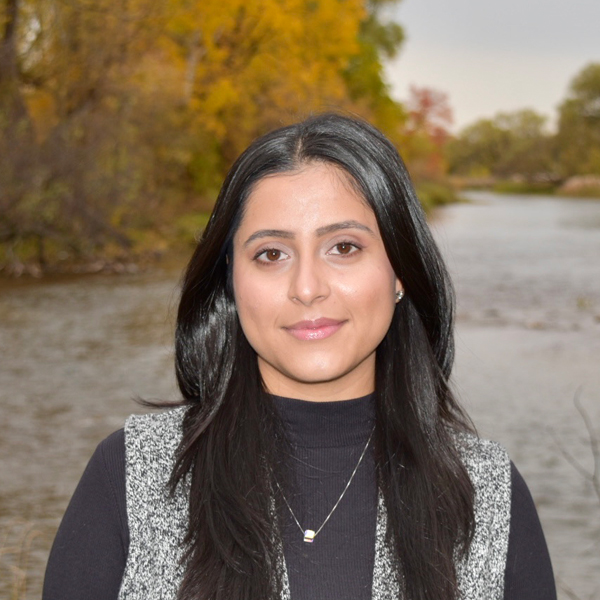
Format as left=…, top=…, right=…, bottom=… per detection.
left=573, top=388, right=600, bottom=504
left=555, top=574, right=584, bottom=600
left=549, top=387, right=600, bottom=507
left=548, top=427, right=592, bottom=481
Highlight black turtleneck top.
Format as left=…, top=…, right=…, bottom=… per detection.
left=43, top=394, right=556, bottom=600
left=274, top=393, right=378, bottom=600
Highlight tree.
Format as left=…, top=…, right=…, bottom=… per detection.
left=165, top=0, right=367, bottom=163
left=0, top=0, right=408, bottom=274
left=1, top=0, right=40, bottom=270
left=342, top=0, right=406, bottom=136
left=446, top=109, right=553, bottom=180
left=556, top=62, right=600, bottom=176
left=401, top=85, right=453, bottom=180
left=0, top=0, right=28, bottom=128
left=1, top=0, right=167, bottom=272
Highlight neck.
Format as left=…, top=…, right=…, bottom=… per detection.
left=259, top=363, right=376, bottom=402
left=271, top=392, right=376, bottom=448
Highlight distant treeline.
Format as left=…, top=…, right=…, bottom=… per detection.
left=446, top=62, right=600, bottom=195
left=1, top=0, right=457, bottom=275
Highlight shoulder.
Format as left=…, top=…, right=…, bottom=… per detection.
left=452, top=430, right=512, bottom=497
left=71, top=428, right=126, bottom=506
left=122, top=407, right=189, bottom=501
left=125, top=405, right=188, bottom=434
left=451, top=430, right=512, bottom=520
left=124, top=406, right=188, bottom=458
left=453, top=430, right=510, bottom=468
left=504, top=463, right=557, bottom=598
left=43, top=428, right=130, bottom=599
left=92, top=429, right=127, bottom=507
left=95, top=428, right=126, bottom=465
left=451, top=431, right=512, bottom=596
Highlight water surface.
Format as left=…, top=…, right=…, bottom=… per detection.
left=434, top=192, right=600, bottom=599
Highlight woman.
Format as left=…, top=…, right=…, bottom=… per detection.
left=43, top=113, right=556, bottom=600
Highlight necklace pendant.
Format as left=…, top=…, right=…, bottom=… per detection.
left=303, top=529, right=316, bottom=543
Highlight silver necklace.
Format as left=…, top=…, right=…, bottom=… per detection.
left=275, top=426, right=375, bottom=543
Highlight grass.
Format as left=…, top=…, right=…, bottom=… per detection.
left=492, top=180, right=557, bottom=195
left=0, top=520, right=44, bottom=600
left=415, top=181, right=464, bottom=212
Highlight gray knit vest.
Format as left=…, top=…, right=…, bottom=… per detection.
left=118, top=408, right=511, bottom=600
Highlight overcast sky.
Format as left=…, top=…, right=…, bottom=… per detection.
left=384, top=0, right=600, bottom=131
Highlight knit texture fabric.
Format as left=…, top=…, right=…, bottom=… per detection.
left=118, top=408, right=189, bottom=600
left=118, top=408, right=510, bottom=600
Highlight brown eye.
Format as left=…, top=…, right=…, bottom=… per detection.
left=254, top=247, right=289, bottom=264
left=333, top=242, right=359, bottom=256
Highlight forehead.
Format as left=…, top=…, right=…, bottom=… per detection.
left=235, top=163, right=376, bottom=234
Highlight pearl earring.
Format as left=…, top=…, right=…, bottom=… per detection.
left=395, top=290, right=404, bottom=303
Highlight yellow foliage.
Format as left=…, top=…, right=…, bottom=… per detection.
left=21, top=0, right=383, bottom=158
left=4, top=0, right=411, bottom=272
left=162, top=0, right=366, bottom=156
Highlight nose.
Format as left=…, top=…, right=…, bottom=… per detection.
left=287, top=253, right=330, bottom=306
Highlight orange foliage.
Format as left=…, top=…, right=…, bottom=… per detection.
left=402, top=85, right=453, bottom=180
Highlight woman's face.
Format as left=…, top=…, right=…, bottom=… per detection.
left=232, top=162, right=402, bottom=401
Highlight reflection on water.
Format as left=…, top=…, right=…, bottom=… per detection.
left=1, top=192, right=599, bottom=598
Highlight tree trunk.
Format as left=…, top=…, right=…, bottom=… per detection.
left=0, top=0, right=31, bottom=130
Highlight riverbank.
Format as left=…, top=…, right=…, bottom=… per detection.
left=451, top=175, right=600, bottom=199
left=0, top=180, right=462, bottom=279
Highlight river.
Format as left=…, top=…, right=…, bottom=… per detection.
left=0, top=191, right=599, bottom=599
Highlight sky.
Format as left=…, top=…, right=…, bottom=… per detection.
left=384, top=0, right=600, bottom=132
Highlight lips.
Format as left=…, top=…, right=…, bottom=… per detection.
left=284, top=318, right=346, bottom=341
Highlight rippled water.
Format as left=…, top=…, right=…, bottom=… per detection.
left=1, top=191, right=599, bottom=599
left=434, top=192, right=600, bottom=599
left=0, top=272, right=182, bottom=598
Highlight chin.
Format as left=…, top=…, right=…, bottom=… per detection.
left=284, top=361, right=357, bottom=385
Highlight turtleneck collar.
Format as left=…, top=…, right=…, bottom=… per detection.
left=271, top=392, right=376, bottom=448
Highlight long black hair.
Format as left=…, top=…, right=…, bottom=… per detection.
left=171, top=113, right=475, bottom=600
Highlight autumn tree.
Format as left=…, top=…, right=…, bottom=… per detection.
left=0, top=0, right=28, bottom=131
left=163, top=0, right=369, bottom=188
left=1, top=0, right=39, bottom=269
left=401, top=85, right=453, bottom=180
left=1, top=0, right=407, bottom=274
left=1, top=0, right=169, bottom=272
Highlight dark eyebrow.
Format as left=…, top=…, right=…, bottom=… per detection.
left=243, top=220, right=376, bottom=247
left=243, top=229, right=295, bottom=247
left=316, top=220, right=376, bottom=238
